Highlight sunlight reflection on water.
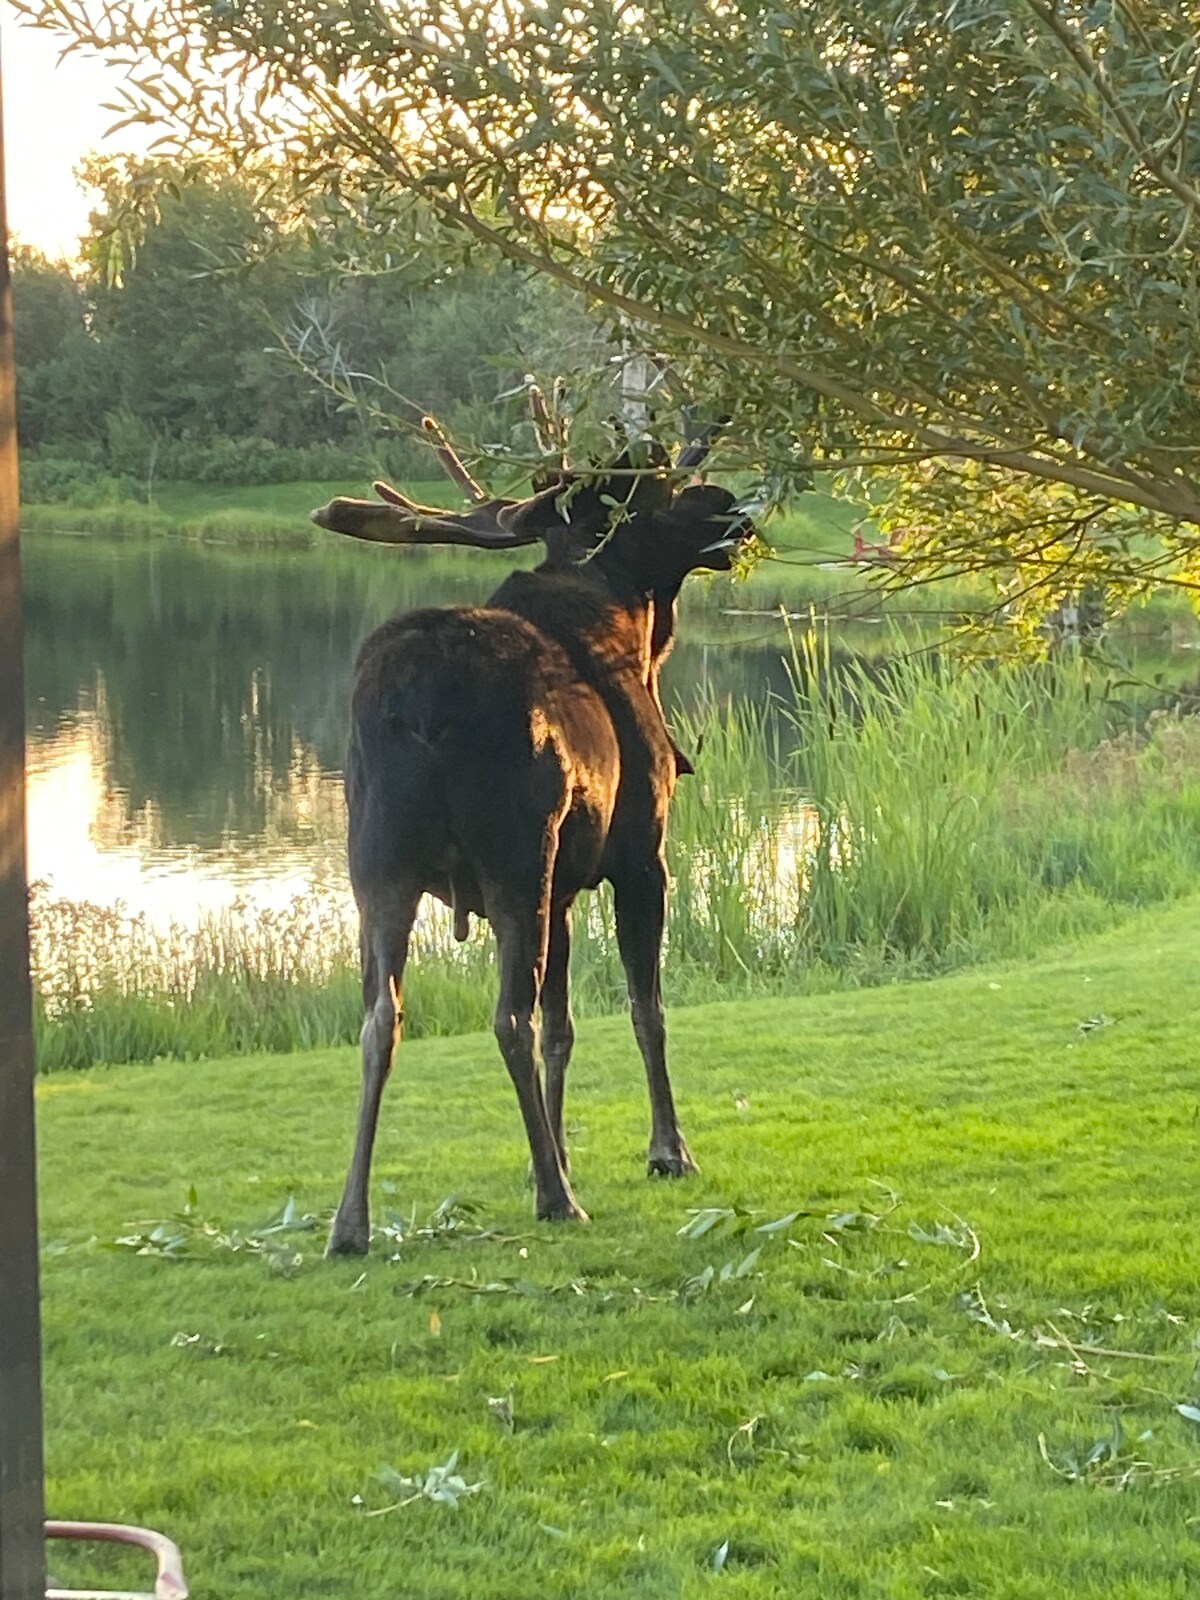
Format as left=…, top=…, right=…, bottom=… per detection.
left=26, top=712, right=354, bottom=929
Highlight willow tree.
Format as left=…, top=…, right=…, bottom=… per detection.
left=19, top=0, right=1200, bottom=615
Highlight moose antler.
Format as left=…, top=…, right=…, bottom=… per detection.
left=310, top=485, right=538, bottom=549
left=676, top=414, right=731, bottom=473
left=310, top=393, right=732, bottom=550
left=313, top=408, right=532, bottom=548
left=421, top=414, right=488, bottom=504
left=527, top=380, right=557, bottom=459
left=527, top=377, right=573, bottom=490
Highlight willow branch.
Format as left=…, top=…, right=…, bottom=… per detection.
left=1026, top=0, right=1200, bottom=213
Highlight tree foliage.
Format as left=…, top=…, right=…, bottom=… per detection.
left=15, top=0, right=1200, bottom=610
left=11, top=245, right=102, bottom=447
left=13, top=158, right=598, bottom=487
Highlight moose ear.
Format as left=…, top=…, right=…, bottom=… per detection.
left=600, top=443, right=673, bottom=516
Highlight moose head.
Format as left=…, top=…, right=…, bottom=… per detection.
left=310, top=400, right=744, bottom=574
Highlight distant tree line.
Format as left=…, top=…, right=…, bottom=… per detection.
left=15, top=160, right=605, bottom=502
left=21, top=0, right=1200, bottom=622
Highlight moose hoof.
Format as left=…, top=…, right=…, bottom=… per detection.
left=647, top=1147, right=700, bottom=1178
left=325, top=1218, right=370, bottom=1258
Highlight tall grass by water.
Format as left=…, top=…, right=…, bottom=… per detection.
left=786, top=637, right=1200, bottom=970
left=32, top=648, right=1200, bottom=1070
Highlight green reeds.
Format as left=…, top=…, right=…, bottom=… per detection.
left=782, top=628, right=1200, bottom=973
left=32, top=647, right=1200, bottom=1070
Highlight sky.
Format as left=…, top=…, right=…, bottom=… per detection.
left=2, top=14, right=144, bottom=259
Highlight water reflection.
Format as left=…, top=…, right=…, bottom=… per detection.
left=26, top=530, right=1189, bottom=932
left=21, top=533, right=801, bottom=926
left=26, top=714, right=347, bottom=923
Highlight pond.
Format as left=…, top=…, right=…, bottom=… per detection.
left=21, top=531, right=804, bottom=928
left=23, top=529, right=1196, bottom=933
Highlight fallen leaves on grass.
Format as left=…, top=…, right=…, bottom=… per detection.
left=1037, top=1420, right=1200, bottom=1491
left=908, top=1219, right=980, bottom=1260
left=360, top=1452, right=483, bottom=1515
left=681, top=1247, right=762, bottom=1299
left=962, top=1288, right=1178, bottom=1365
left=1077, top=1013, right=1116, bottom=1035
left=726, top=1414, right=764, bottom=1467
left=105, top=1190, right=534, bottom=1275
left=169, top=1330, right=231, bottom=1358
left=486, top=1394, right=514, bottom=1433
left=393, top=1270, right=676, bottom=1304
left=109, top=1189, right=317, bottom=1273
left=371, top=1193, right=535, bottom=1252
left=677, top=1204, right=806, bottom=1240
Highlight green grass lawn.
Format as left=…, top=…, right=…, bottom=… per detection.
left=37, top=898, right=1200, bottom=1598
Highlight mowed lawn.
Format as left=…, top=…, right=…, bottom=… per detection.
left=36, top=899, right=1200, bottom=1599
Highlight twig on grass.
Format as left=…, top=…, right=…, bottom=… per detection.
left=1041, top=1320, right=1175, bottom=1366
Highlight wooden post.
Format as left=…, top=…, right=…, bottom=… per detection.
left=0, top=38, right=48, bottom=1600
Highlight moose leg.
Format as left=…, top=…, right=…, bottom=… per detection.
left=487, top=888, right=587, bottom=1223
left=327, top=889, right=420, bottom=1257
left=541, top=901, right=575, bottom=1172
left=613, top=857, right=699, bottom=1177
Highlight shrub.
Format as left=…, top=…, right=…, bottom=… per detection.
left=20, top=434, right=438, bottom=500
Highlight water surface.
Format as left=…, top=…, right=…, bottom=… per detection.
left=22, top=533, right=801, bottom=926
left=26, top=527, right=1197, bottom=942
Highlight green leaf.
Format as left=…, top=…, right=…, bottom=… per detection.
left=734, top=1247, right=762, bottom=1278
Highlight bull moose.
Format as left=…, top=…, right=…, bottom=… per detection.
left=312, top=423, right=753, bottom=1255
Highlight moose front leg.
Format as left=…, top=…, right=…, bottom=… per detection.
left=612, top=857, right=698, bottom=1177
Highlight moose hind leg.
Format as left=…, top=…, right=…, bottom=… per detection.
left=613, top=859, right=698, bottom=1178
left=327, top=890, right=419, bottom=1257
left=541, top=902, right=575, bottom=1172
left=488, top=890, right=587, bottom=1223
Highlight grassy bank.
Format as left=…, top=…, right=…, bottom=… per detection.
left=21, top=478, right=852, bottom=545
left=21, top=481, right=948, bottom=609
left=19, top=480, right=419, bottom=544
left=33, top=656, right=1200, bottom=1071
left=24, top=480, right=1199, bottom=631
left=37, top=897, right=1200, bottom=1599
